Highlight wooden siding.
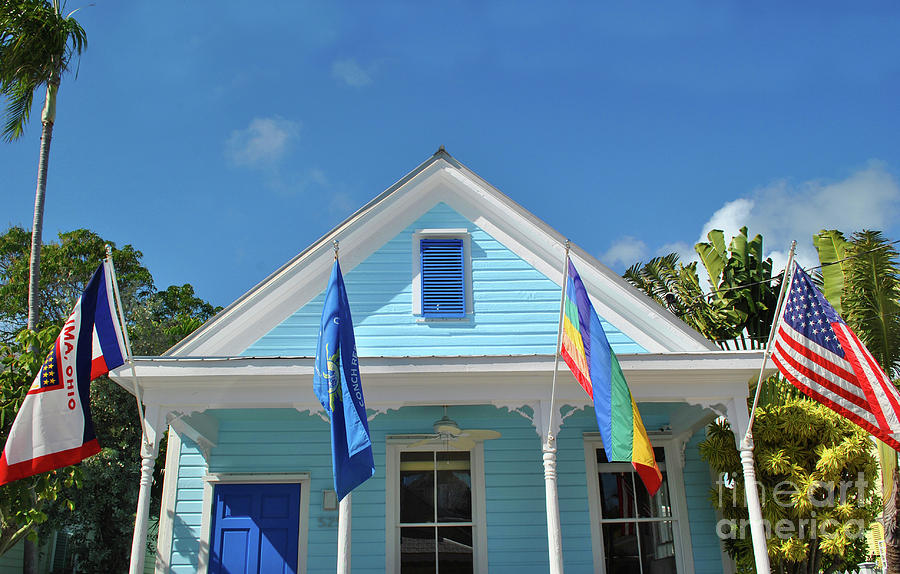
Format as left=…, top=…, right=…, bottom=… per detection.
left=168, top=438, right=208, bottom=574
left=0, top=540, right=22, bottom=574
left=162, top=403, right=727, bottom=573
left=244, top=203, right=646, bottom=357
left=683, top=428, right=727, bottom=574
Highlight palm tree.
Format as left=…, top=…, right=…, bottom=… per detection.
left=814, top=229, right=900, bottom=573
left=623, top=253, right=735, bottom=343
left=624, top=227, right=781, bottom=349
left=0, top=0, right=86, bottom=331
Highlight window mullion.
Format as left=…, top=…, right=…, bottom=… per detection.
left=434, top=451, right=439, bottom=574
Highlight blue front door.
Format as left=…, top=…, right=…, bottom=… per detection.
left=209, top=483, right=301, bottom=574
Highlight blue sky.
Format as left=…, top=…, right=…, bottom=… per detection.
left=3, top=1, right=900, bottom=308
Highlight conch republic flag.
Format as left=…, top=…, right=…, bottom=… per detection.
left=0, top=261, right=127, bottom=485
left=560, top=258, right=662, bottom=495
left=314, top=259, right=375, bottom=501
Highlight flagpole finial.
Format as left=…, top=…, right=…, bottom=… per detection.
left=333, top=240, right=339, bottom=260
left=105, top=244, right=113, bottom=259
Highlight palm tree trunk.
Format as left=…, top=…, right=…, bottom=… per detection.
left=26, top=80, right=57, bottom=331
left=887, top=535, right=900, bottom=574
left=23, top=79, right=57, bottom=574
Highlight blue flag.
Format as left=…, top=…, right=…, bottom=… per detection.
left=314, top=260, right=375, bottom=500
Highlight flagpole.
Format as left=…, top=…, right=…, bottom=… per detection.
left=332, top=239, right=353, bottom=574
left=338, top=493, right=352, bottom=574
left=745, top=241, right=797, bottom=436
left=104, top=247, right=159, bottom=574
left=738, top=240, right=796, bottom=574
left=543, top=240, right=570, bottom=574
left=104, top=246, right=147, bottom=442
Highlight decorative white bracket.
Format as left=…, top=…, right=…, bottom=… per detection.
left=301, top=405, right=398, bottom=424
left=495, top=400, right=586, bottom=442
left=168, top=410, right=218, bottom=460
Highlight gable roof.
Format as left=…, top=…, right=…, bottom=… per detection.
left=167, top=149, right=717, bottom=356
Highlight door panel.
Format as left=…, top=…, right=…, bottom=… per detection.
left=210, top=483, right=301, bottom=574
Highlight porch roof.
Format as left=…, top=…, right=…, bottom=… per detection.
left=110, top=350, right=767, bottom=413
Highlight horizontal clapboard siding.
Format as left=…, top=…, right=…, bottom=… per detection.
left=163, top=403, right=723, bottom=573
left=245, top=203, right=646, bottom=356
left=0, top=540, right=23, bottom=573
left=683, top=429, right=726, bottom=573
left=168, top=438, right=208, bottom=574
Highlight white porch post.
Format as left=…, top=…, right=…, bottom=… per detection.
left=537, top=400, right=565, bottom=574
left=128, top=405, right=165, bottom=574
left=726, top=397, right=772, bottom=574
left=542, top=435, right=564, bottom=574
left=337, top=493, right=352, bottom=574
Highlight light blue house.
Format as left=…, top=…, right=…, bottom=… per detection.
left=113, top=149, right=763, bottom=574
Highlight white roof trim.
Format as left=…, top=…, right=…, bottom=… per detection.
left=111, top=351, right=763, bottom=411
left=168, top=151, right=716, bottom=356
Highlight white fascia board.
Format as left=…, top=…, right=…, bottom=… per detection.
left=110, top=351, right=765, bottom=412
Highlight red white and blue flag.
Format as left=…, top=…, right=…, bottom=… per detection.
left=0, top=261, right=127, bottom=485
left=772, top=262, right=900, bottom=451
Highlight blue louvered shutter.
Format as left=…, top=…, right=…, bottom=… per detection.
left=420, top=238, right=466, bottom=317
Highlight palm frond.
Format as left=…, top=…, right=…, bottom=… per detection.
left=1, top=80, right=34, bottom=140
left=0, top=0, right=86, bottom=139
left=843, top=230, right=900, bottom=377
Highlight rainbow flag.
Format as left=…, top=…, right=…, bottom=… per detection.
left=560, top=258, right=662, bottom=495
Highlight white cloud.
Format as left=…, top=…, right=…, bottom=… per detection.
left=601, top=236, right=647, bottom=267
left=656, top=241, right=695, bottom=261
left=695, top=161, right=900, bottom=272
left=331, top=58, right=374, bottom=87
left=225, top=116, right=300, bottom=168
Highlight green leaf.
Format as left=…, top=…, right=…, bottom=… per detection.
left=813, top=229, right=849, bottom=316
left=696, top=229, right=726, bottom=295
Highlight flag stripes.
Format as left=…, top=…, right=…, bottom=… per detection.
left=770, top=263, right=900, bottom=452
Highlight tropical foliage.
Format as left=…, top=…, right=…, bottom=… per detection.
left=625, top=226, right=780, bottom=349
left=623, top=253, right=735, bottom=343
left=0, top=328, right=80, bottom=556
left=0, top=226, right=220, bottom=571
left=814, top=229, right=900, bottom=573
left=701, top=400, right=877, bottom=573
left=625, top=227, right=884, bottom=572
left=0, top=0, right=87, bottom=338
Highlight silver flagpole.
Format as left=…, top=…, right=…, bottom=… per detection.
left=104, top=245, right=147, bottom=440
left=739, top=240, right=796, bottom=574
left=105, top=246, right=159, bottom=574
left=543, top=240, right=570, bottom=574
left=333, top=239, right=353, bottom=574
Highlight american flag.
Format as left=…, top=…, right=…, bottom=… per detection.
left=771, top=263, right=900, bottom=450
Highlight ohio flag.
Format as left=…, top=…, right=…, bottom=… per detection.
left=0, top=261, right=127, bottom=485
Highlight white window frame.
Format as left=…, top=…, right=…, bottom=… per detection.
left=583, top=433, right=694, bottom=574
left=197, top=472, right=311, bottom=574
left=385, top=437, right=488, bottom=573
left=411, top=229, right=473, bottom=320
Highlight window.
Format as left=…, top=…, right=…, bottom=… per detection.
left=387, top=441, right=487, bottom=573
left=411, top=229, right=472, bottom=319
left=400, top=451, right=472, bottom=572
left=584, top=437, right=690, bottom=574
